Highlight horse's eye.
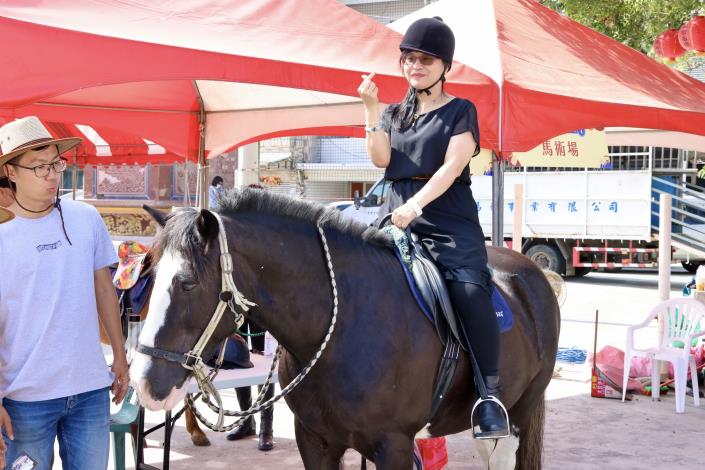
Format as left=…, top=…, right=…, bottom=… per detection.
left=181, top=281, right=198, bottom=292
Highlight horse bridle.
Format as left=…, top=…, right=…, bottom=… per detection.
left=136, top=211, right=341, bottom=432
left=136, top=212, right=256, bottom=425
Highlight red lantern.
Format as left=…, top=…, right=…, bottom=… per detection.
left=654, top=29, right=686, bottom=61
left=679, top=16, right=705, bottom=55
left=678, top=19, right=694, bottom=51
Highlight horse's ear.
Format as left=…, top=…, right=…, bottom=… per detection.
left=143, top=205, right=168, bottom=227
left=196, top=209, right=219, bottom=247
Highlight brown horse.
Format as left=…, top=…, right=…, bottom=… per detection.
left=131, top=189, right=560, bottom=469
left=100, top=252, right=211, bottom=447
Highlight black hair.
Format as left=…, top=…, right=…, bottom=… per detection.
left=388, top=53, right=451, bottom=130
left=211, top=176, right=224, bottom=187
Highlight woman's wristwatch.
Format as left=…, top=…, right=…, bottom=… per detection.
left=364, top=122, right=384, bottom=133
left=408, top=197, right=423, bottom=217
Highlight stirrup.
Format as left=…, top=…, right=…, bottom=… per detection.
left=470, top=396, right=511, bottom=440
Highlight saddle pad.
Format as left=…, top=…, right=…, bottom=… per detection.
left=127, top=275, right=152, bottom=315
left=395, top=250, right=514, bottom=334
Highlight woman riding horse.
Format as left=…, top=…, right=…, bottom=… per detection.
left=358, top=16, right=508, bottom=438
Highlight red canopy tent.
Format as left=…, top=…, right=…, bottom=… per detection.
left=0, top=0, right=496, bottom=203
left=392, top=0, right=705, bottom=241
left=4, top=0, right=705, bottom=228
left=5, top=0, right=705, bottom=158
left=392, top=0, right=705, bottom=152
left=0, top=117, right=184, bottom=166
left=0, top=0, right=495, bottom=159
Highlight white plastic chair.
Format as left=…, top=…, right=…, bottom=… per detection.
left=622, top=298, right=705, bottom=413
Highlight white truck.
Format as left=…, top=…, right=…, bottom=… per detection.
left=330, top=170, right=705, bottom=276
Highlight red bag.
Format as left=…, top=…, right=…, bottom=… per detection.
left=415, top=437, right=448, bottom=470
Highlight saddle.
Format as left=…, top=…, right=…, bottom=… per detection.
left=109, top=241, right=154, bottom=339
left=386, top=228, right=514, bottom=345
left=381, top=222, right=514, bottom=421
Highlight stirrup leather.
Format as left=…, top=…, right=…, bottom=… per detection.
left=470, top=396, right=511, bottom=440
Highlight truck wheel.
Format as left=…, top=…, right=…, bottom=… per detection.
left=681, top=260, right=704, bottom=274
left=526, top=244, right=566, bottom=275
left=573, top=267, right=592, bottom=277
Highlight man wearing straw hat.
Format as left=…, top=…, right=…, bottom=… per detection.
left=0, top=116, right=128, bottom=470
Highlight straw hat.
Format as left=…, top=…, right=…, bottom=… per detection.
left=0, top=116, right=81, bottom=177
left=0, top=207, right=13, bottom=224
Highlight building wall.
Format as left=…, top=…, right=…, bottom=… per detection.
left=303, top=181, right=351, bottom=204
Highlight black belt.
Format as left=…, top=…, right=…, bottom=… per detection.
left=390, top=177, right=468, bottom=185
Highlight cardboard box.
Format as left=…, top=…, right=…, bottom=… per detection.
left=591, top=366, right=631, bottom=400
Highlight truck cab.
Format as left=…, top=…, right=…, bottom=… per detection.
left=328, top=178, right=390, bottom=226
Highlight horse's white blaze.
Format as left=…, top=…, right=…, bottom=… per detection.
left=130, top=250, right=186, bottom=400
left=140, top=249, right=185, bottom=347
left=414, top=425, right=432, bottom=439
left=474, top=433, right=520, bottom=470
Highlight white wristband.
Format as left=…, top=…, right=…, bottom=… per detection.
left=408, top=198, right=423, bottom=217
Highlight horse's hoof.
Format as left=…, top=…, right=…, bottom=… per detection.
left=191, top=433, right=211, bottom=447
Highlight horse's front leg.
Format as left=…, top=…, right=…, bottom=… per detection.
left=373, top=433, right=414, bottom=470
left=294, top=418, right=346, bottom=470
left=184, top=401, right=210, bottom=446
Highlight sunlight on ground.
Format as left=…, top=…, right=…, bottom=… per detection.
left=546, top=369, right=591, bottom=401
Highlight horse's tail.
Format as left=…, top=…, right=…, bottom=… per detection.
left=516, top=395, right=545, bottom=470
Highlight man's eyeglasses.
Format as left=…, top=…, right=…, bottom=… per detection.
left=11, top=157, right=68, bottom=178
left=402, top=54, right=437, bottom=66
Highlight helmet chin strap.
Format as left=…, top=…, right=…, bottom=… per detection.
left=415, top=74, right=445, bottom=96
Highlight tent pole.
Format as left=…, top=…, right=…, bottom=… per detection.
left=193, top=80, right=208, bottom=209
left=491, top=81, right=505, bottom=247
left=182, top=157, right=190, bottom=206
left=491, top=151, right=504, bottom=246
left=71, top=147, right=78, bottom=200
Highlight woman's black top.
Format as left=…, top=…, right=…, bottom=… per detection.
left=378, top=97, right=489, bottom=286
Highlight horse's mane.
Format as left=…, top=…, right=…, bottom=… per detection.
left=156, top=189, right=394, bottom=275
left=218, top=188, right=393, bottom=249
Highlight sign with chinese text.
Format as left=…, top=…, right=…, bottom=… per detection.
left=509, top=129, right=608, bottom=168
left=471, top=171, right=652, bottom=241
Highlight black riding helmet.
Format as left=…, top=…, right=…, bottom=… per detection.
left=400, top=16, right=455, bottom=65
left=400, top=16, right=454, bottom=96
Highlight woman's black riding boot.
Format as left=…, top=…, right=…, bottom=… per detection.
left=446, top=281, right=509, bottom=439
left=226, top=387, right=256, bottom=441
left=258, top=384, right=275, bottom=451
left=474, top=375, right=509, bottom=439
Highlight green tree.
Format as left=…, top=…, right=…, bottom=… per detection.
left=540, top=0, right=704, bottom=63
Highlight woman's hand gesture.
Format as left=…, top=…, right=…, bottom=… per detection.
left=358, top=72, right=379, bottom=108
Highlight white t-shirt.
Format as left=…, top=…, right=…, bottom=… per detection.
left=0, top=200, right=118, bottom=401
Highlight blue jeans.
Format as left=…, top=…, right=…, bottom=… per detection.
left=2, top=387, right=110, bottom=470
